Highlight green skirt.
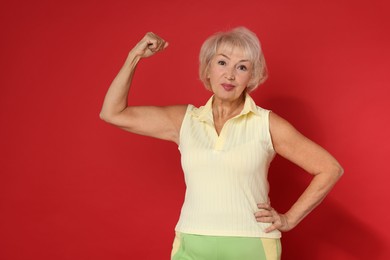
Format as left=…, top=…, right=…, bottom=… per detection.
left=171, top=232, right=281, bottom=260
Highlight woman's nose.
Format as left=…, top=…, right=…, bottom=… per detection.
left=225, top=68, right=235, bottom=80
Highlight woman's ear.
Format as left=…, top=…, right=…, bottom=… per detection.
left=206, top=68, right=210, bottom=79
left=205, top=63, right=211, bottom=79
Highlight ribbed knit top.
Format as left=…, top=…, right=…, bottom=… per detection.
left=175, top=93, right=281, bottom=238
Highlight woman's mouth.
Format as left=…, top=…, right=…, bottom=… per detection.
left=221, top=83, right=235, bottom=91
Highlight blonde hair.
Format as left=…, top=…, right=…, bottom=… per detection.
left=199, top=27, right=268, bottom=92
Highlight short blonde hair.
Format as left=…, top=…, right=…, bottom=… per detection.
left=199, top=27, right=268, bottom=92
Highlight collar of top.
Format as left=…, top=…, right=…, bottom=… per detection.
left=191, top=93, right=260, bottom=124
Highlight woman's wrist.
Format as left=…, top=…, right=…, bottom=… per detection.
left=283, top=211, right=301, bottom=230
left=122, top=50, right=142, bottom=73
left=127, top=50, right=142, bottom=62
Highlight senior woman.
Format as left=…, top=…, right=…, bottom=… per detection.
left=100, top=27, right=343, bottom=260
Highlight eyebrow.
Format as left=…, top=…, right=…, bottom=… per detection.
left=217, top=53, right=250, bottom=63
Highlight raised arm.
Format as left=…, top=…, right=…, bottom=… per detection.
left=99, top=32, right=187, bottom=144
left=255, top=112, right=344, bottom=232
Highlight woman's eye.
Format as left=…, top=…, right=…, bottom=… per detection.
left=238, top=65, right=247, bottom=71
left=217, top=60, right=226, bottom=65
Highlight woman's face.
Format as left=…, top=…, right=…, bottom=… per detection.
left=207, top=44, right=253, bottom=102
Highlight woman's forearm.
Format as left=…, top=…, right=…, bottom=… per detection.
left=100, top=51, right=141, bottom=121
left=256, top=112, right=344, bottom=232
left=257, top=164, right=343, bottom=233
left=284, top=164, right=343, bottom=228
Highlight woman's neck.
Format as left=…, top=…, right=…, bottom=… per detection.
left=212, top=94, right=245, bottom=121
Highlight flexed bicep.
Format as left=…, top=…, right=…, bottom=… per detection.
left=105, top=105, right=187, bottom=144
left=100, top=31, right=175, bottom=142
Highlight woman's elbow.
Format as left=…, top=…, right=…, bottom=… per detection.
left=99, top=111, right=107, bottom=121
left=317, top=162, right=344, bottom=183
left=336, top=164, right=344, bottom=179
left=99, top=111, right=130, bottom=130
left=99, top=111, right=114, bottom=123
left=330, top=162, right=344, bottom=181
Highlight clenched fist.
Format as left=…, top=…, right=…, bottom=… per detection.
left=131, top=32, right=168, bottom=58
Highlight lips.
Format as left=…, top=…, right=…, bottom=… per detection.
left=221, top=83, right=235, bottom=91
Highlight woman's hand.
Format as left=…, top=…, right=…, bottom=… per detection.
left=255, top=203, right=294, bottom=233
left=131, top=32, right=168, bottom=58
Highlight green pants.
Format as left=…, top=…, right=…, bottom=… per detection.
left=171, top=232, right=281, bottom=260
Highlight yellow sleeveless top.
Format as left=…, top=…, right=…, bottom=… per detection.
left=175, top=93, right=281, bottom=238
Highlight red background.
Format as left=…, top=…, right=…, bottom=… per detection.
left=1, top=0, right=389, bottom=259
